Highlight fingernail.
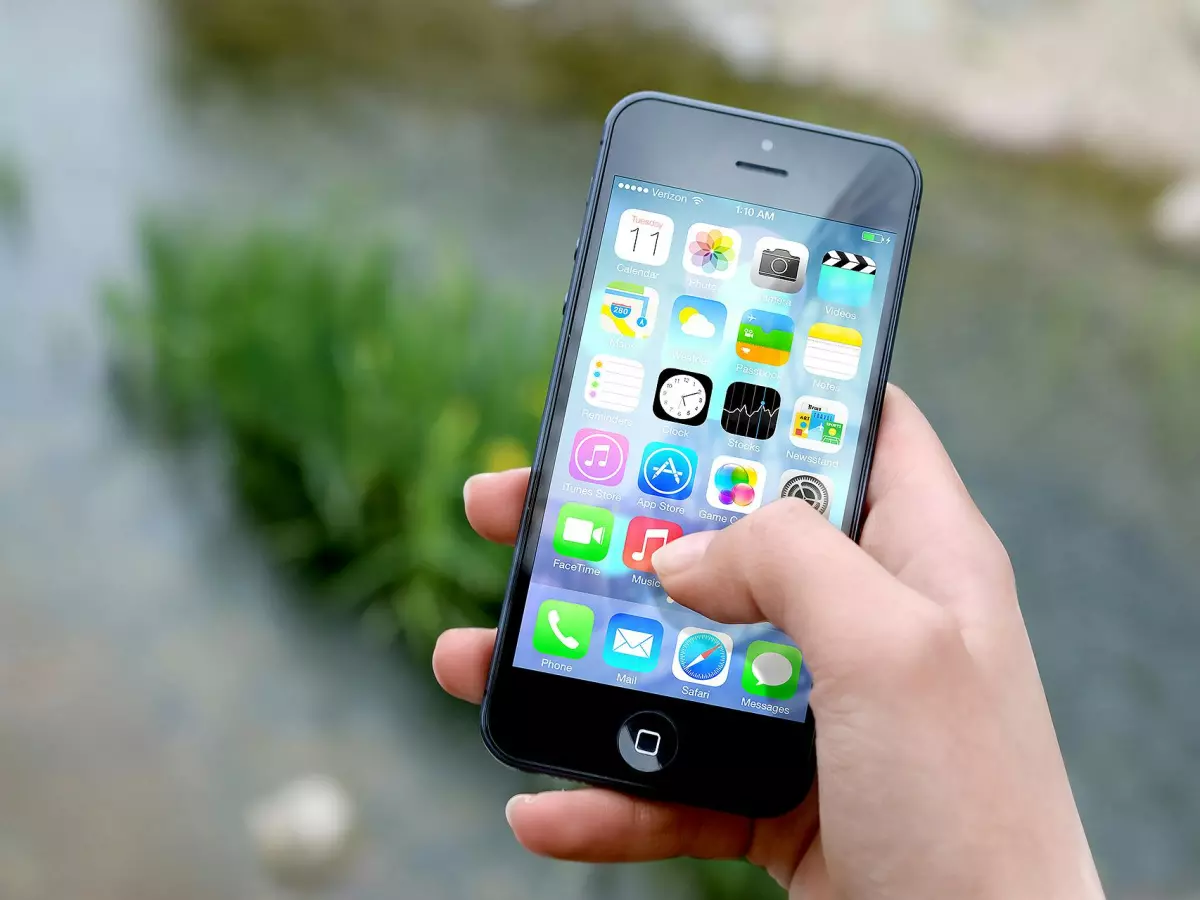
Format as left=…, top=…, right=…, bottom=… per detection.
left=653, top=530, right=716, bottom=578
left=505, top=793, right=535, bottom=825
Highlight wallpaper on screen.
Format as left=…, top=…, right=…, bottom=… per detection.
left=512, top=176, right=895, bottom=723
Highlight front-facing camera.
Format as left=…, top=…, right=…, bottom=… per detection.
left=761, top=139, right=774, bottom=152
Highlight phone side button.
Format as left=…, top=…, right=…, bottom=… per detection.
left=562, top=292, right=569, bottom=316
left=617, top=711, right=678, bottom=773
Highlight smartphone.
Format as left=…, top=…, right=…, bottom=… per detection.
left=481, top=93, right=921, bottom=817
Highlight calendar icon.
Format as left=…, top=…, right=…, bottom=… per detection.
left=614, top=209, right=674, bottom=266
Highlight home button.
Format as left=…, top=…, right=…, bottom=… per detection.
left=617, top=711, right=678, bottom=773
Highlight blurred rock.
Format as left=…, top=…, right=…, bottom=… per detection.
left=1151, top=176, right=1200, bottom=254
left=246, top=775, right=357, bottom=887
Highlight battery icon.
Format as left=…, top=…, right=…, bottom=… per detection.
left=862, top=231, right=886, bottom=244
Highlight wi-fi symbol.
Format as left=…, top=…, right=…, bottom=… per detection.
left=692, top=197, right=704, bottom=205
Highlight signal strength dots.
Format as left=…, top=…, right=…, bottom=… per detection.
left=618, top=182, right=648, bottom=193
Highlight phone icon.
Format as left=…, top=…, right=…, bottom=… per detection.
left=735, top=309, right=794, bottom=366
left=622, top=516, right=684, bottom=572
left=533, top=600, right=594, bottom=659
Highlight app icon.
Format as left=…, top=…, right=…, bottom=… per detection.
left=735, top=309, right=794, bottom=366
left=667, top=295, right=727, bottom=352
left=568, top=428, right=630, bottom=485
left=742, top=640, right=804, bottom=700
left=653, top=368, right=713, bottom=426
left=600, top=281, right=658, bottom=339
left=682, top=223, right=742, bottom=279
left=721, top=382, right=781, bottom=440
left=707, top=456, right=767, bottom=513
left=615, top=209, right=674, bottom=266
left=803, top=323, right=863, bottom=380
left=818, top=250, right=876, bottom=306
left=604, top=613, right=664, bottom=673
left=789, top=396, right=850, bottom=453
left=778, top=470, right=835, bottom=518
left=622, top=516, right=684, bottom=572
left=553, top=503, right=615, bottom=561
left=533, top=599, right=594, bottom=659
left=584, top=354, right=644, bottom=412
left=638, top=442, right=699, bottom=500
left=673, top=626, right=734, bottom=686
left=751, top=237, right=810, bottom=293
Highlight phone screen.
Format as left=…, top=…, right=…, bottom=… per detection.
left=510, top=176, right=896, bottom=723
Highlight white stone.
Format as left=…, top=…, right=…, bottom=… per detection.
left=246, top=775, right=356, bottom=885
left=1151, top=176, right=1200, bottom=253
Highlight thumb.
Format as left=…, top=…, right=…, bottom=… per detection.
left=652, top=499, right=938, bottom=685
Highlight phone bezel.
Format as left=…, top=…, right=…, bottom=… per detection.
left=481, top=92, right=922, bottom=818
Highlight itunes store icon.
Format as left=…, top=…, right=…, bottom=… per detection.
left=568, top=428, right=629, bottom=486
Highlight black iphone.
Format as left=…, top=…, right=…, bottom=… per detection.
left=481, top=93, right=921, bottom=817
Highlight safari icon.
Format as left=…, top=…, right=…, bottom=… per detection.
left=742, top=640, right=804, bottom=700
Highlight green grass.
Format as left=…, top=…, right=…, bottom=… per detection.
left=106, top=220, right=552, bottom=649
left=105, top=219, right=787, bottom=899
left=0, top=153, right=26, bottom=225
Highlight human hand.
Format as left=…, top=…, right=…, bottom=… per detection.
left=434, top=386, right=1103, bottom=899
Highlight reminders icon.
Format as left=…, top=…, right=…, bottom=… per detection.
left=803, top=323, right=863, bottom=381
left=584, top=355, right=644, bottom=412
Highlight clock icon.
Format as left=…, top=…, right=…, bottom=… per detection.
left=652, top=368, right=713, bottom=426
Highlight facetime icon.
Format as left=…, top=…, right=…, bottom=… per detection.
left=553, top=503, right=614, bottom=562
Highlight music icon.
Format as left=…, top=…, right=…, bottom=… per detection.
left=622, top=516, right=684, bottom=573
left=568, top=428, right=630, bottom=486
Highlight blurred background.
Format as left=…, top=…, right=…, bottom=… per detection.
left=2, top=0, right=1199, bottom=897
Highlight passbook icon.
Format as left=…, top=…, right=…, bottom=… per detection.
left=604, top=613, right=664, bottom=673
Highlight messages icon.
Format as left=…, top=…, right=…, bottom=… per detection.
left=735, top=309, right=794, bottom=367
left=742, top=640, right=804, bottom=700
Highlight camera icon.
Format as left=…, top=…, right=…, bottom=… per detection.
left=751, top=238, right=809, bottom=293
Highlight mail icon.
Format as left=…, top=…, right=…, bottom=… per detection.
left=603, top=614, right=665, bottom=673
left=613, top=628, right=655, bottom=658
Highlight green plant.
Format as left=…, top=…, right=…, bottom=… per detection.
left=106, top=220, right=553, bottom=648
left=0, top=153, right=26, bottom=225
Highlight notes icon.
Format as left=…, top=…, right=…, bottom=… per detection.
left=803, top=323, right=863, bottom=381
left=568, top=428, right=630, bottom=486
left=584, top=355, right=644, bottom=412
left=622, top=516, right=684, bottom=573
